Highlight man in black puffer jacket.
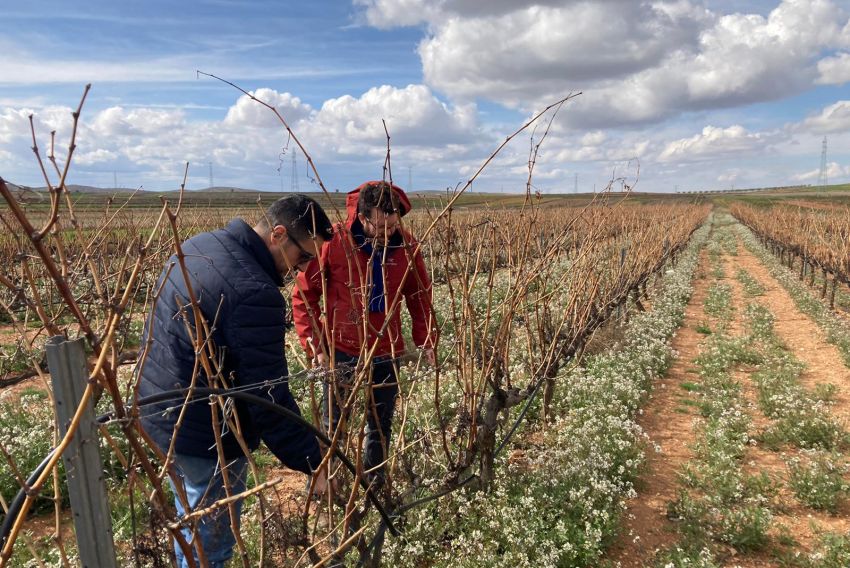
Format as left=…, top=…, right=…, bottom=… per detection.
left=137, top=194, right=333, bottom=568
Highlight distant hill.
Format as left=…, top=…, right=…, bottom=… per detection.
left=143, top=187, right=260, bottom=194
left=0, top=181, right=47, bottom=202
left=23, top=184, right=142, bottom=194
left=191, top=186, right=257, bottom=193
left=5, top=180, right=848, bottom=209
left=29, top=185, right=260, bottom=194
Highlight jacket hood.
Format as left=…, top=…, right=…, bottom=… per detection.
left=345, top=181, right=412, bottom=222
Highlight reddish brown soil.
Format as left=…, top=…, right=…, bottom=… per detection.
left=0, top=322, right=48, bottom=395
left=736, top=246, right=850, bottom=424
left=607, top=239, right=850, bottom=567
left=604, top=251, right=711, bottom=566
left=734, top=243, right=850, bottom=561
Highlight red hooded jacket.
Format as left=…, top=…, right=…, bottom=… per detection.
left=292, top=182, right=436, bottom=359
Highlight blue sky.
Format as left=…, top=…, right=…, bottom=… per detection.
left=1, top=0, right=848, bottom=193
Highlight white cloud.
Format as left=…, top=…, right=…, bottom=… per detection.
left=358, top=0, right=620, bottom=29
left=0, top=105, right=88, bottom=155
left=800, top=100, right=850, bottom=133
left=825, top=162, right=848, bottom=180
left=553, top=145, right=605, bottom=162
left=90, top=107, right=137, bottom=136
left=794, top=161, right=850, bottom=181
left=75, top=148, right=118, bottom=165
left=0, top=96, right=48, bottom=107
left=0, top=40, right=386, bottom=86
left=550, top=132, right=652, bottom=163
left=224, top=89, right=314, bottom=128
left=355, top=0, right=439, bottom=27
left=817, top=52, right=850, bottom=84
left=1, top=83, right=487, bottom=187
left=0, top=108, right=33, bottom=144
left=575, top=0, right=849, bottom=127
left=122, top=108, right=188, bottom=135
left=304, top=84, right=478, bottom=151
left=419, top=2, right=707, bottom=108
left=580, top=131, right=607, bottom=146
left=658, top=125, right=777, bottom=162
left=0, top=41, right=195, bottom=84
left=717, top=170, right=741, bottom=183
left=359, top=0, right=850, bottom=128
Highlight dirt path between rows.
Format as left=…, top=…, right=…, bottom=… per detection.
left=733, top=242, right=850, bottom=565
left=606, top=237, right=850, bottom=567
left=736, top=245, right=850, bottom=425
left=604, top=251, right=711, bottom=566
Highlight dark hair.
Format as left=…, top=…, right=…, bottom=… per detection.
left=261, top=194, right=334, bottom=241
left=357, top=182, right=402, bottom=217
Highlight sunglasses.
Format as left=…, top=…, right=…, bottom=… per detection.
left=286, top=235, right=316, bottom=266
left=363, top=216, right=400, bottom=233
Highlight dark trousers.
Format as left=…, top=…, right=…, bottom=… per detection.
left=323, top=350, right=399, bottom=476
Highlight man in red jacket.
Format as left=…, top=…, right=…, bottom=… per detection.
left=292, top=181, right=436, bottom=486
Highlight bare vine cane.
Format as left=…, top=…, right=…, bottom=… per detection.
left=25, top=85, right=91, bottom=241
left=0, top=173, right=198, bottom=566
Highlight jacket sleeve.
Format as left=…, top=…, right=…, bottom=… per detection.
left=292, top=254, right=326, bottom=358
left=402, top=243, right=437, bottom=349
left=225, top=287, right=322, bottom=474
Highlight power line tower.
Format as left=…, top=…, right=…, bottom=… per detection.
left=817, top=136, right=828, bottom=192
left=209, top=162, right=214, bottom=189
left=290, top=152, right=299, bottom=192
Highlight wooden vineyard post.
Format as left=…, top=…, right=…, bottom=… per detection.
left=45, top=336, right=118, bottom=568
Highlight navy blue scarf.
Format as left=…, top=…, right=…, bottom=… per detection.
left=351, top=219, right=402, bottom=313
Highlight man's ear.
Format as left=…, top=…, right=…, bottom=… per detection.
left=271, top=225, right=287, bottom=243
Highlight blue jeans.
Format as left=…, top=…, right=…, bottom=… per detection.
left=323, top=351, right=399, bottom=478
left=170, top=453, right=248, bottom=568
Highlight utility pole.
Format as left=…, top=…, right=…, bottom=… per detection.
left=291, top=152, right=299, bottom=192
left=818, top=136, right=828, bottom=192
left=408, top=166, right=412, bottom=192
left=574, top=173, right=578, bottom=193
left=113, top=171, right=118, bottom=190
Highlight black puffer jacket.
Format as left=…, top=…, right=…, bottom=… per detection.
left=138, top=219, right=321, bottom=474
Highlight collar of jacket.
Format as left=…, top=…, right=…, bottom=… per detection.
left=224, top=218, right=284, bottom=286
left=350, top=217, right=404, bottom=256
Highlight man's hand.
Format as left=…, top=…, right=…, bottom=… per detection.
left=313, top=351, right=328, bottom=369
left=311, top=466, right=330, bottom=496
left=309, top=465, right=339, bottom=498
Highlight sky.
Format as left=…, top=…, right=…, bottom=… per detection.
left=0, top=0, right=849, bottom=194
